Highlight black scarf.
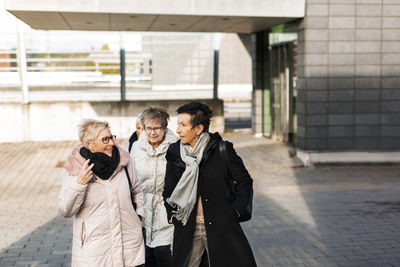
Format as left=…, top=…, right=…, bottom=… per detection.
left=79, top=146, right=120, bottom=180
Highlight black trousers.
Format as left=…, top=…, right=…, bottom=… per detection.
left=145, top=244, right=172, bottom=267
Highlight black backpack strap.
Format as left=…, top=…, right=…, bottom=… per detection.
left=219, top=140, right=230, bottom=184
left=219, top=140, right=238, bottom=202
left=128, top=139, right=133, bottom=153
left=124, top=166, right=137, bottom=210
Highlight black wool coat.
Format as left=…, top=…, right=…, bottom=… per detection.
left=163, top=132, right=257, bottom=267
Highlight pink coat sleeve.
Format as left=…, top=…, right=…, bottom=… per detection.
left=127, top=160, right=146, bottom=218
left=58, top=170, right=88, bottom=218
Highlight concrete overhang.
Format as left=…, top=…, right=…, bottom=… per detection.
left=5, top=0, right=305, bottom=33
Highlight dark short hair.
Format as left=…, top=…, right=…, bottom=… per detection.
left=177, top=101, right=213, bottom=132
left=141, top=106, right=169, bottom=129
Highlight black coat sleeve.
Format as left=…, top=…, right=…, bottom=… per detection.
left=225, top=141, right=253, bottom=218
left=163, top=148, right=180, bottom=222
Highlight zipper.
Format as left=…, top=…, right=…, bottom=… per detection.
left=81, top=220, right=86, bottom=248
left=150, top=158, right=158, bottom=242
left=150, top=157, right=158, bottom=242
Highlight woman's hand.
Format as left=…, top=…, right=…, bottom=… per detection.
left=77, top=159, right=95, bottom=185
left=168, top=214, right=175, bottom=224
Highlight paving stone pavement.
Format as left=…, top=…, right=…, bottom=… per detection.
left=1, top=133, right=400, bottom=267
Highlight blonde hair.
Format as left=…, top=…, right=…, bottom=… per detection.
left=78, top=119, right=110, bottom=144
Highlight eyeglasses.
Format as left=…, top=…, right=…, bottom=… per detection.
left=144, top=127, right=163, bottom=133
left=94, top=135, right=116, bottom=144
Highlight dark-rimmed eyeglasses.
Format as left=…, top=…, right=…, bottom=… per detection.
left=144, top=127, right=163, bottom=134
left=94, top=135, right=116, bottom=144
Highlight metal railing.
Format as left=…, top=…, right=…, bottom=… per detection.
left=0, top=50, right=152, bottom=85
left=0, top=32, right=217, bottom=103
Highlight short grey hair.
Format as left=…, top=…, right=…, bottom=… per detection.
left=78, top=119, right=109, bottom=144
left=140, top=106, right=169, bottom=129
left=136, top=112, right=143, bottom=124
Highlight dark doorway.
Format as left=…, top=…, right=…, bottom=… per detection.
left=271, top=41, right=296, bottom=143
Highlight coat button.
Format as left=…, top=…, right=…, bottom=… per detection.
left=204, top=198, right=209, bottom=202
left=208, top=221, right=212, bottom=225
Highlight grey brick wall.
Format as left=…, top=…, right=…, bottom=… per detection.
left=297, top=0, right=400, bottom=150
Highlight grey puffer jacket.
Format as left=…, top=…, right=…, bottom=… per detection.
left=131, top=128, right=176, bottom=248
left=58, top=144, right=145, bottom=267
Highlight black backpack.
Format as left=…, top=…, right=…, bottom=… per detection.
left=218, top=140, right=253, bottom=222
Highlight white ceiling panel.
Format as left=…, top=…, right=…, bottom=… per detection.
left=12, top=11, right=70, bottom=30
left=110, top=14, right=158, bottom=31
left=62, top=12, right=110, bottom=30
left=149, top=15, right=205, bottom=32
left=7, top=9, right=302, bottom=33
left=5, top=0, right=306, bottom=18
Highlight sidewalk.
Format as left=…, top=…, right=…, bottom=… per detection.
left=1, top=133, right=400, bottom=266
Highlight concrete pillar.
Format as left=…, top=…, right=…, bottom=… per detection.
left=252, top=30, right=271, bottom=136
left=16, top=19, right=29, bottom=104
left=252, top=33, right=263, bottom=135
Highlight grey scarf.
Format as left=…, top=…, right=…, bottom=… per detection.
left=167, top=132, right=210, bottom=225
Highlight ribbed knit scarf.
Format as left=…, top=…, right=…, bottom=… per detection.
left=79, top=146, right=120, bottom=180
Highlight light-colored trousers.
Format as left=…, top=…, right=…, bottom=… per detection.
left=187, top=223, right=210, bottom=267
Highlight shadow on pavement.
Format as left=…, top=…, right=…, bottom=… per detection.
left=0, top=216, right=72, bottom=267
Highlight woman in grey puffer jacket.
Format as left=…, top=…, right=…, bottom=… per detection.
left=131, top=106, right=177, bottom=267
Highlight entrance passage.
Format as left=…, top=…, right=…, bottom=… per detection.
left=271, top=41, right=296, bottom=143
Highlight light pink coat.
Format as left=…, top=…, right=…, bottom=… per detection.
left=58, top=144, right=145, bottom=267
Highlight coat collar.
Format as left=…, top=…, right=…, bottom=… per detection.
left=166, top=132, right=222, bottom=168
left=201, top=132, right=222, bottom=164
left=134, top=128, right=177, bottom=156
left=64, top=143, right=130, bottom=177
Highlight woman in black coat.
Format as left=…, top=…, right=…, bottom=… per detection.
left=163, top=101, right=257, bottom=267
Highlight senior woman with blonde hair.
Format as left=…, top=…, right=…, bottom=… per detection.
left=131, top=106, right=176, bottom=267
left=58, top=119, right=145, bottom=267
